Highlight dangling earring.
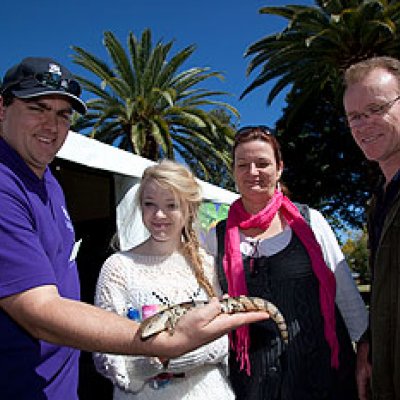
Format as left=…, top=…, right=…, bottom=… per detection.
left=276, top=181, right=281, bottom=192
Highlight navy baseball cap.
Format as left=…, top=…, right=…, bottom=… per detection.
left=0, top=57, right=87, bottom=114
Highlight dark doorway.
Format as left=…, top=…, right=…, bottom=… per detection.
left=51, top=159, right=116, bottom=400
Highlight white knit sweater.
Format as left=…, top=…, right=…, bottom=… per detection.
left=94, top=250, right=234, bottom=400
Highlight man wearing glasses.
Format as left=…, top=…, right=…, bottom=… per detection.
left=0, top=57, right=268, bottom=400
left=344, top=56, right=400, bottom=400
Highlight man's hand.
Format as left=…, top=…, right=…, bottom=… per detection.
left=141, top=297, right=269, bottom=359
left=356, top=341, right=372, bottom=400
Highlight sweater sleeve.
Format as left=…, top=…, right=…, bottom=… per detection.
left=164, top=250, right=228, bottom=373
left=93, top=254, right=166, bottom=393
left=309, top=208, right=368, bottom=341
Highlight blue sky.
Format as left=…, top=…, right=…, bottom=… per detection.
left=1, top=0, right=312, bottom=128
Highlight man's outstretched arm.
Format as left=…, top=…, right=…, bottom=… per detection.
left=0, top=287, right=269, bottom=358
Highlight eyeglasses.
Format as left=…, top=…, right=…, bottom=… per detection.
left=236, top=125, right=274, bottom=137
left=34, top=72, right=81, bottom=97
left=347, top=95, right=400, bottom=126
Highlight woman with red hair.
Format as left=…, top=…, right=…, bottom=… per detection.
left=205, top=126, right=369, bottom=400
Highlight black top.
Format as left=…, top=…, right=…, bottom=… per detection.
left=216, top=220, right=357, bottom=400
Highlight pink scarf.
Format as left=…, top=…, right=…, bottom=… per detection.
left=223, top=190, right=339, bottom=375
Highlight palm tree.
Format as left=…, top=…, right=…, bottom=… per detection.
left=71, top=29, right=238, bottom=179
left=186, top=108, right=237, bottom=190
left=242, top=0, right=400, bottom=121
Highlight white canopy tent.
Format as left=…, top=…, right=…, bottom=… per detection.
left=56, top=131, right=238, bottom=250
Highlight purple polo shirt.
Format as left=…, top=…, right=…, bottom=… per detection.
left=0, top=138, right=81, bottom=399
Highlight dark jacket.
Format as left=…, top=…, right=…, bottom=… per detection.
left=367, top=192, right=400, bottom=400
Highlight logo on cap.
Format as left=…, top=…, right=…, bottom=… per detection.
left=48, top=63, right=62, bottom=76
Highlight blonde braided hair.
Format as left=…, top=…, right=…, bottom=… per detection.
left=181, top=216, right=216, bottom=298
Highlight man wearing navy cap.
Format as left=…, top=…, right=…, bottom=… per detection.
left=0, top=57, right=268, bottom=399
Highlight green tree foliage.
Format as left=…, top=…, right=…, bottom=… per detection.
left=188, top=108, right=236, bottom=191
left=342, top=227, right=370, bottom=284
left=242, top=0, right=400, bottom=227
left=70, top=29, right=238, bottom=181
